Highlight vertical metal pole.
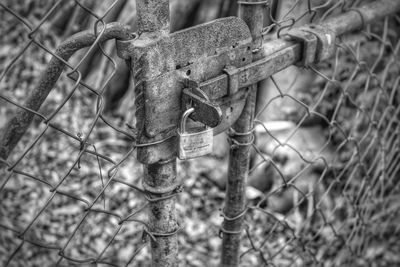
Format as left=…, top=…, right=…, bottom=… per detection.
left=134, top=1, right=178, bottom=266
left=220, top=1, right=264, bottom=266
left=145, top=161, right=178, bottom=267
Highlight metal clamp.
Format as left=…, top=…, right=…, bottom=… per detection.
left=181, top=79, right=223, bottom=128
left=181, top=74, right=250, bottom=135
left=286, top=27, right=318, bottom=67
left=304, top=24, right=336, bottom=62
left=286, top=24, right=336, bottom=66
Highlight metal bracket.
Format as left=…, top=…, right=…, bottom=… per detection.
left=179, top=65, right=250, bottom=136
left=223, top=66, right=240, bottom=95
left=117, top=17, right=252, bottom=163
left=286, top=27, right=318, bottom=66
left=286, top=24, right=336, bottom=66
left=116, top=14, right=340, bottom=164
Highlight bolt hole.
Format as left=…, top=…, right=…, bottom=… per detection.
left=176, top=65, right=181, bottom=70
left=242, top=57, right=246, bottom=62
left=186, top=69, right=191, bottom=76
left=247, top=46, right=251, bottom=51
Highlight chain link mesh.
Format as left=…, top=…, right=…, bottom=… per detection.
left=0, top=1, right=152, bottom=266
left=239, top=0, right=400, bottom=266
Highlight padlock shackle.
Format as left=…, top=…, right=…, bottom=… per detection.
left=180, top=107, right=195, bottom=133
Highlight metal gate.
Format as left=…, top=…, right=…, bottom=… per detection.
left=1, top=0, right=400, bottom=266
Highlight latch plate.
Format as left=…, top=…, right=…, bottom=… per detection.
left=117, top=17, right=252, bottom=163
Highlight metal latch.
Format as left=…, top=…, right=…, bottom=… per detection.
left=181, top=78, right=250, bottom=135
left=286, top=24, right=336, bottom=66
left=117, top=16, right=253, bottom=163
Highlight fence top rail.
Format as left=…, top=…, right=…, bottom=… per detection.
left=197, top=0, right=400, bottom=100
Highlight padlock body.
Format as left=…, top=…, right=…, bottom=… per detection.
left=178, top=127, right=213, bottom=160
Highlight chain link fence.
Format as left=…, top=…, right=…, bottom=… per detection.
left=239, top=1, right=400, bottom=266
left=0, top=1, right=152, bottom=266
left=0, top=0, right=399, bottom=266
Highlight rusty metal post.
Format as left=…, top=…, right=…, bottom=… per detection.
left=133, top=1, right=179, bottom=266
left=220, top=1, right=264, bottom=266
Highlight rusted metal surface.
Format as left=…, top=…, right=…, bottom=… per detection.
left=199, top=43, right=301, bottom=99
left=286, top=28, right=318, bottom=66
left=118, top=12, right=254, bottom=267
left=144, top=161, right=179, bottom=267
left=220, top=1, right=264, bottom=266
left=181, top=87, right=222, bottom=128
left=0, top=22, right=133, bottom=163
left=321, top=0, right=400, bottom=36
left=180, top=81, right=252, bottom=136
left=133, top=41, right=251, bottom=138
left=304, top=24, right=336, bottom=62
left=117, top=16, right=252, bottom=164
left=118, top=17, right=252, bottom=81
left=126, top=1, right=178, bottom=266
left=136, top=0, right=170, bottom=34
left=206, top=88, right=249, bottom=136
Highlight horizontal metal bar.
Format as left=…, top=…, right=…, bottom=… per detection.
left=199, top=0, right=400, bottom=97
left=321, top=0, right=400, bottom=36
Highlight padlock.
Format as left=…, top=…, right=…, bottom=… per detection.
left=178, top=107, right=213, bottom=160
